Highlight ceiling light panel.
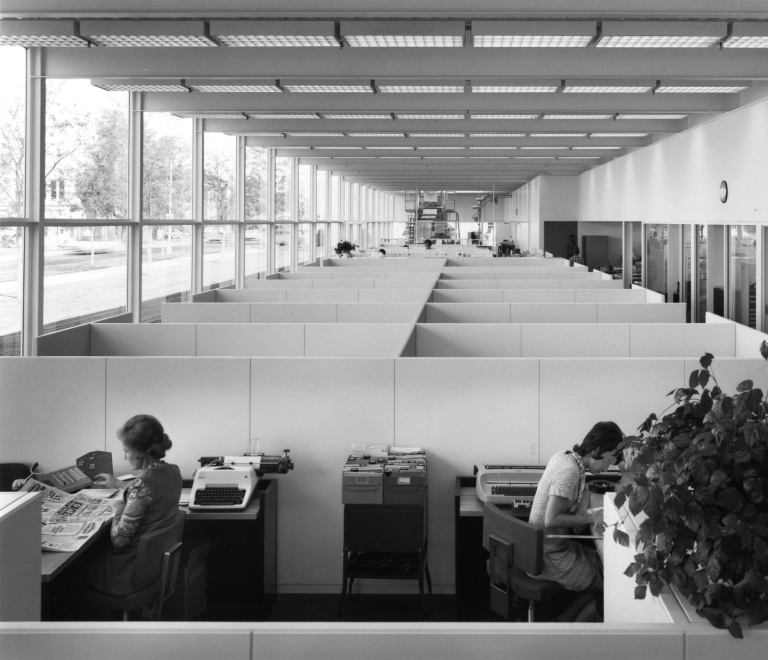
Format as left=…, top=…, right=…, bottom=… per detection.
left=572, top=146, right=622, bottom=149
left=365, top=146, right=415, bottom=149
left=564, top=86, right=653, bottom=93
left=409, top=133, right=466, bottom=137
left=91, top=79, right=189, bottom=92
left=173, top=113, right=246, bottom=119
left=559, top=156, right=601, bottom=159
left=618, top=114, right=686, bottom=119
left=423, top=157, right=466, bottom=159
left=416, top=146, right=463, bottom=150
left=521, top=146, right=567, bottom=149
left=287, top=133, right=345, bottom=136
left=472, top=86, right=558, bottom=93
left=284, top=85, right=372, bottom=93
left=340, top=20, right=464, bottom=47
left=347, top=133, right=405, bottom=137
left=313, top=146, right=363, bottom=149
left=397, top=114, right=464, bottom=119
left=530, top=133, right=586, bottom=137
left=80, top=20, right=215, bottom=47
left=248, top=113, right=319, bottom=118
left=239, top=132, right=286, bottom=136
left=470, top=133, right=525, bottom=137
left=323, top=113, right=393, bottom=119
left=598, top=21, right=727, bottom=48
left=468, top=156, right=511, bottom=159
left=0, top=20, right=87, bottom=46
left=471, top=114, right=539, bottom=119
left=590, top=133, right=648, bottom=137
left=515, top=156, right=556, bottom=159
left=468, top=147, right=517, bottom=149
left=472, top=21, right=596, bottom=47
left=379, top=86, right=464, bottom=93
left=209, top=20, right=336, bottom=47
left=543, top=114, right=614, bottom=119
left=656, top=85, right=747, bottom=93
left=187, top=78, right=282, bottom=92
left=380, top=156, right=421, bottom=159
left=724, top=22, right=768, bottom=48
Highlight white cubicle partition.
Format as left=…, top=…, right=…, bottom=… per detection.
left=162, top=302, right=252, bottom=323
left=304, top=324, right=414, bottom=358
left=91, top=324, right=197, bottom=356
left=196, top=324, right=305, bottom=357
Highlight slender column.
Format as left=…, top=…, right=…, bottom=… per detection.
left=266, top=149, right=276, bottom=274
left=309, top=165, right=317, bottom=263
left=235, top=136, right=245, bottom=288
left=290, top=159, right=299, bottom=272
left=127, top=92, right=143, bottom=321
left=22, top=48, right=44, bottom=355
left=191, top=119, right=204, bottom=293
left=622, top=222, right=633, bottom=290
left=757, top=226, right=765, bottom=332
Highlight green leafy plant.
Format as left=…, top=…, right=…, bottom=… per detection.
left=611, top=350, right=768, bottom=639
left=334, top=240, right=358, bottom=257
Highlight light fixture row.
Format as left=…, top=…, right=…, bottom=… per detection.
left=233, top=142, right=624, bottom=151
left=2, top=19, right=767, bottom=48
left=217, top=129, right=647, bottom=139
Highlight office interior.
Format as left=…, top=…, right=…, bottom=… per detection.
left=1, top=1, right=768, bottom=659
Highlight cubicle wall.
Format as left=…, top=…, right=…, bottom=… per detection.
left=4, top=355, right=768, bottom=594
left=208, top=289, right=432, bottom=304
left=431, top=289, right=646, bottom=303
left=247, top=279, right=436, bottom=290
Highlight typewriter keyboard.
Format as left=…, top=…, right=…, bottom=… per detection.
left=194, top=487, right=246, bottom=506
left=491, top=485, right=538, bottom=497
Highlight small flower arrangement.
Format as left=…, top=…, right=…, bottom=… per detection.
left=334, top=240, right=358, bottom=257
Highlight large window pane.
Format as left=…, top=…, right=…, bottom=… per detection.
left=203, top=134, right=235, bottom=221
left=298, top=223, right=311, bottom=265
left=316, top=170, right=327, bottom=221
left=46, top=80, right=128, bottom=220
left=697, top=226, right=707, bottom=322
left=203, top=224, right=236, bottom=290
left=298, top=164, right=311, bottom=221
left=245, top=224, right=268, bottom=283
left=0, top=227, right=23, bottom=354
left=683, top=225, right=692, bottom=322
left=330, top=223, right=340, bottom=249
left=143, top=114, right=192, bottom=220
left=141, top=225, right=191, bottom=323
left=275, top=157, right=292, bottom=221
left=0, top=47, right=25, bottom=218
left=350, top=183, right=359, bottom=222
left=275, top=224, right=292, bottom=272
left=316, top=223, right=326, bottom=258
left=330, top=175, right=340, bottom=221
left=342, top=182, right=350, bottom=222
left=729, top=225, right=756, bottom=328
left=245, top=147, right=268, bottom=221
left=645, top=224, right=668, bottom=300
left=43, top=226, right=127, bottom=332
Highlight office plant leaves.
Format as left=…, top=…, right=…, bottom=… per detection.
left=617, top=353, right=768, bottom=639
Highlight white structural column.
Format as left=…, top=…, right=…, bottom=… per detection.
left=757, top=226, right=765, bottom=332
left=191, top=119, right=204, bottom=293
left=22, top=48, right=44, bottom=355
left=127, top=92, right=143, bottom=322
left=290, top=158, right=299, bottom=272
left=309, top=165, right=317, bottom=263
left=691, top=224, right=700, bottom=323
left=234, top=136, right=245, bottom=288
left=266, top=149, right=276, bottom=274
left=622, top=221, right=633, bottom=290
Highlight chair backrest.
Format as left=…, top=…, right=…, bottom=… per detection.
left=483, top=503, right=544, bottom=575
left=0, top=463, right=29, bottom=491
left=132, top=510, right=186, bottom=589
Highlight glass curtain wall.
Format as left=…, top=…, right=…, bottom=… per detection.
left=275, top=224, right=292, bottom=272
left=298, top=223, right=311, bottom=265
left=330, top=223, right=340, bottom=252
left=142, top=114, right=192, bottom=221
left=202, top=224, right=236, bottom=290
left=645, top=224, right=668, bottom=300
left=316, top=223, right=326, bottom=258
left=298, top=164, right=311, bottom=222
left=697, top=226, right=707, bottom=322
left=141, top=225, right=192, bottom=322
left=316, top=170, right=327, bottom=221
left=245, top=224, right=268, bottom=283
left=203, top=133, right=235, bottom=222
left=330, top=175, right=340, bottom=221
left=245, top=147, right=268, bottom=221
left=729, top=225, right=757, bottom=328
left=275, top=157, right=292, bottom=222
left=0, top=231, right=23, bottom=355
left=683, top=225, right=692, bottom=322
left=0, top=46, right=25, bottom=219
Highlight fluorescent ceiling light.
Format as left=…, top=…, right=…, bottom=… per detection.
left=91, top=79, right=189, bottom=92
left=416, top=146, right=463, bottom=150
left=409, top=133, right=466, bottom=137
left=724, top=22, right=768, bottom=48
left=514, top=156, right=556, bottom=159
left=365, top=146, right=416, bottom=150
left=0, top=20, right=87, bottom=46
left=656, top=85, right=747, bottom=93
left=323, top=113, right=392, bottom=119
left=188, top=79, right=282, bottom=92
left=530, top=133, right=586, bottom=137
left=248, top=113, right=319, bottom=118
left=572, top=146, right=622, bottom=150
left=313, top=146, right=363, bottom=149
left=597, top=21, right=726, bottom=48
left=468, top=147, right=517, bottom=149
left=423, top=157, right=466, bottom=159
left=543, top=114, right=614, bottom=119
left=564, top=85, right=653, bottom=93
left=379, top=86, right=463, bottom=93
left=590, top=132, right=648, bottom=137
left=286, top=133, right=345, bottom=136
left=472, top=86, right=558, bottom=93
left=380, top=156, right=421, bottom=159
left=195, top=85, right=281, bottom=92
left=80, top=20, right=216, bottom=47
left=397, top=114, right=464, bottom=119
left=173, top=113, right=247, bottom=119
left=521, top=146, right=567, bottom=150
left=340, top=20, right=464, bottom=47
left=559, top=156, right=601, bottom=159
left=284, top=85, right=372, bottom=93
left=209, top=20, right=337, bottom=47
left=347, top=133, right=405, bottom=137
left=472, top=21, right=596, bottom=48
left=239, top=132, right=285, bottom=136
left=471, top=114, right=539, bottom=119
left=277, top=146, right=311, bottom=149
left=617, top=114, right=686, bottom=119
left=470, top=133, right=525, bottom=137
left=468, top=156, right=511, bottom=159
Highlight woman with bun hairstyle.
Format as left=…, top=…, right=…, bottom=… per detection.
left=527, top=421, right=624, bottom=621
left=86, top=414, right=182, bottom=596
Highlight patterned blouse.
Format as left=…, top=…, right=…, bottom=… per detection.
left=110, top=462, right=163, bottom=551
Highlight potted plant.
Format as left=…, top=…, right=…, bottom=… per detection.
left=334, top=240, right=358, bottom=258
left=608, top=350, right=768, bottom=638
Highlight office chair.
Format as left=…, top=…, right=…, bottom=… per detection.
left=0, top=463, right=29, bottom=491
left=483, top=503, right=568, bottom=622
left=82, top=509, right=186, bottom=621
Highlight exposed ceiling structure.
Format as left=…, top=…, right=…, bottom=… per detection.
left=3, top=1, right=768, bottom=193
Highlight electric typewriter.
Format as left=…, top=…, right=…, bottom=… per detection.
left=189, top=450, right=293, bottom=511
left=475, top=464, right=546, bottom=508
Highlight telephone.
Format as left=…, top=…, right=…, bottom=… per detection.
left=32, top=465, right=93, bottom=493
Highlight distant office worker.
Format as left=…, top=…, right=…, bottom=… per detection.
left=86, top=414, right=182, bottom=596
left=373, top=248, right=386, bottom=258
left=528, top=421, right=624, bottom=622
left=566, top=234, right=578, bottom=259
left=423, top=239, right=433, bottom=250
left=569, top=246, right=584, bottom=266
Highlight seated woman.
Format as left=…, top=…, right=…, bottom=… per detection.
left=86, top=414, right=182, bottom=597
left=423, top=239, right=433, bottom=250
left=528, top=421, right=623, bottom=622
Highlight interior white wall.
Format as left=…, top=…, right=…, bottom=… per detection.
left=579, top=96, right=768, bottom=225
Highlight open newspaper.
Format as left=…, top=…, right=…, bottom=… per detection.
left=21, top=479, right=121, bottom=552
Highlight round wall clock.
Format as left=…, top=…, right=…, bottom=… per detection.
left=720, top=181, right=728, bottom=203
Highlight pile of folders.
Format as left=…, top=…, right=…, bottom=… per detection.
left=342, top=444, right=427, bottom=505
